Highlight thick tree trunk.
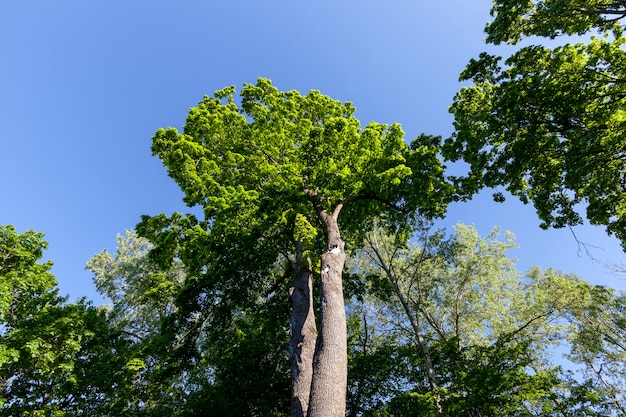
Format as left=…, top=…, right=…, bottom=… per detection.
left=289, top=243, right=317, bottom=417
left=307, top=213, right=347, bottom=417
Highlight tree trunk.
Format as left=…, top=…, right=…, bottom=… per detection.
left=390, top=279, right=441, bottom=413
left=367, top=234, right=442, bottom=413
left=289, top=243, right=317, bottom=417
left=307, top=212, right=347, bottom=417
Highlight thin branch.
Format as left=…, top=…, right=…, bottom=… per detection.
left=121, top=329, right=145, bottom=343
left=249, top=142, right=281, bottom=166
left=586, top=359, right=626, bottom=414
left=507, top=310, right=555, bottom=340
left=333, top=193, right=410, bottom=220
left=568, top=225, right=603, bottom=261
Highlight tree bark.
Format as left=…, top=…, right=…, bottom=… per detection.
left=307, top=212, right=347, bottom=417
left=289, top=243, right=317, bottom=417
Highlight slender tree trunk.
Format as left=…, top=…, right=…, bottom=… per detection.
left=307, top=212, right=347, bottom=417
left=289, top=243, right=317, bottom=417
left=390, top=279, right=441, bottom=413
left=367, top=235, right=442, bottom=413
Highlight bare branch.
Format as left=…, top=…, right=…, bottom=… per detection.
left=568, top=225, right=604, bottom=261
left=333, top=193, right=410, bottom=220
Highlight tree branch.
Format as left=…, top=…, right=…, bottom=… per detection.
left=568, top=225, right=603, bottom=261
left=333, top=193, right=410, bottom=220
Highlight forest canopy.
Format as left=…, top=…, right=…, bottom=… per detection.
left=3, top=1, right=626, bottom=416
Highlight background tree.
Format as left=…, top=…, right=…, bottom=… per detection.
left=0, top=225, right=140, bottom=416
left=88, top=229, right=292, bottom=416
left=444, top=0, right=626, bottom=247
left=566, top=284, right=626, bottom=414
left=87, top=229, right=186, bottom=342
left=87, top=229, right=191, bottom=416
left=138, top=78, right=453, bottom=417
left=344, top=223, right=622, bottom=416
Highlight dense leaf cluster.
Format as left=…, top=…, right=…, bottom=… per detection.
left=445, top=0, right=626, bottom=246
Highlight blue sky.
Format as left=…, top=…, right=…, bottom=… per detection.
left=1, top=0, right=624, bottom=303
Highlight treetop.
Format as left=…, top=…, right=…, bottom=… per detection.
left=151, top=78, right=454, bottom=245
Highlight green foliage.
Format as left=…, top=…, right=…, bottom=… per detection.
left=566, top=285, right=626, bottom=413
left=147, top=78, right=451, bottom=247
left=485, top=0, right=626, bottom=44
left=184, top=295, right=291, bottom=417
left=346, top=223, right=625, bottom=416
left=0, top=225, right=140, bottom=416
left=87, top=229, right=185, bottom=341
left=346, top=306, right=418, bottom=417
left=378, top=339, right=560, bottom=417
left=445, top=0, right=626, bottom=247
left=0, top=226, right=56, bottom=328
left=137, top=79, right=455, bottom=415
left=86, top=228, right=294, bottom=416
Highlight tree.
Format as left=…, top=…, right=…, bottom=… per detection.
left=0, top=225, right=140, bottom=416
left=567, top=284, right=626, bottom=414
left=87, top=229, right=189, bottom=415
left=443, top=0, right=626, bottom=247
left=139, top=78, right=453, bottom=417
left=87, top=229, right=185, bottom=342
left=88, top=229, right=292, bottom=416
left=0, top=225, right=57, bottom=372
left=347, top=223, right=621, bottom=415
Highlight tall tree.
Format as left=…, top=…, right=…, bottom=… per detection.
left=444, top=0, right=626, bottom=247
left=140, top=78, right=453, bottom=416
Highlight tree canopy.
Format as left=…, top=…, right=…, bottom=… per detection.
left=150, top=78, right=451, bottom=238
left=444, top=0, right=626, bottom=247
left=0, top=225, right=140, bottom=416
left=4, top=2, right=626, bottom=415
left=3, top=217, right=625, bottom=415
left=345, top=223, right=625, bottom=416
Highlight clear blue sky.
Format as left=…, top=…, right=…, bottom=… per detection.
left=1, top=0, right=624, bottom=303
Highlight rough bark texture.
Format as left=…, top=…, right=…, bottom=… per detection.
left=289, top=244, right=317, bottom=417
left=307, top=213, right=347, bottom=417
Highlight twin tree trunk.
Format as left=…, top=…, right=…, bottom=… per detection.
left=289, top=204, right=347, bottom=417
left=289, top=243, right=316, bottom=416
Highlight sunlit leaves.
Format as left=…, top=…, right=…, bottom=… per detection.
left=140, top=78, right=454, bottom=416
left=348, top=224, right=622, bottom=415
left=87, top=229, right=185, bottom=341
left=148, top=78, right=451, bottom=249
left=0, top=225, right=140, bottom=416
left=486, top=0, right=626, bottom=45
left=446, top=1, right=626, bottom=247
